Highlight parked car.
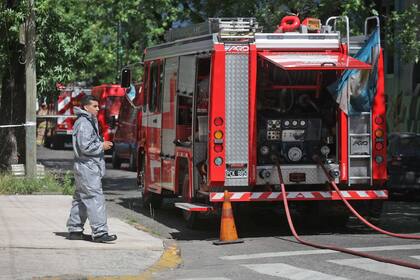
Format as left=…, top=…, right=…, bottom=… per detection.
left=112, top=84, right=143, bottom=171
left=387, top=132, right=420, bottom=197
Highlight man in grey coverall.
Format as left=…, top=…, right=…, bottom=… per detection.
left=67, top=95, right=117, bottom=242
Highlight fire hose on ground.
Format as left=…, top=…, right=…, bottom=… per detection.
left=274, top=156, right=420, bottom=270
left=312, top=155, right=420, bottom=240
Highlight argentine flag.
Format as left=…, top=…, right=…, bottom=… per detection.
left=330, top=28, right=381, bottom=115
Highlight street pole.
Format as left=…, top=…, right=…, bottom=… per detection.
left=25, top=0, right=37, bottom=177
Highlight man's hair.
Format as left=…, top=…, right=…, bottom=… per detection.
left=80, top=95, right=99, bottom=109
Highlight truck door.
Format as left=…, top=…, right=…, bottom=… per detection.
left=160, top=57, right=178, bottom=190
left=175, top=55, right=196, bottom=199
left=145, top=60, right=163, bottom=192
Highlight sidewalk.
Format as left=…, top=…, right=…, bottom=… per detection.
left=0, top=195, right=164, bottom=280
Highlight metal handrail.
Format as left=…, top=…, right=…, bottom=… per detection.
left=326, top=16, right=350, bottom=52
left=364, top=16, right=381, bottom=47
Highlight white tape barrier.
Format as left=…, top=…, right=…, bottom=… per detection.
left=0, top=122, right=36, bottom=128
left=36, top=115, right=77, bottom=118
left=0, top=115, right=77, bottom=128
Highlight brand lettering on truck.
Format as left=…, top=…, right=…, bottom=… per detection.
left=353, top=140, right=369, bottom=146
left=224, top=45, right=250, bottom=52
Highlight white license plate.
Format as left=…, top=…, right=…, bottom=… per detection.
left=226, top=168, right=248, bottom=178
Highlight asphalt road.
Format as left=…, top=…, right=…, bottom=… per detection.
left=38, top=145, right=420, bottom=280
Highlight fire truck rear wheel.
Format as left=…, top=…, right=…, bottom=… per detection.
left=297, top=202, right=349, bottom=228
left=182, top=209, right=198, bottom=229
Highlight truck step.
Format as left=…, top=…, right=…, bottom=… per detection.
left=174, top=202, right=214, bottom=212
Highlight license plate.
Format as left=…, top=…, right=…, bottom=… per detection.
left=226, top=167, right=248, bottom=178
left=289, top=172, right=306, bottom=183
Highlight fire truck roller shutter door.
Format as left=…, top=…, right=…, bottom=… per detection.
left=224, top=52, right=249, bottom=187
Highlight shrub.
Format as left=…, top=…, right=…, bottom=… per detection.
left=0, top=172, right=75, bottom=195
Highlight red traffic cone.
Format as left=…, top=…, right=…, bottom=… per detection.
left=213, top=190, right=243, bottom=245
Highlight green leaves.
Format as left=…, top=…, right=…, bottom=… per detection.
left=1, top=0, right=419, bottom=100
left=385, top=4, right=420, bottom=63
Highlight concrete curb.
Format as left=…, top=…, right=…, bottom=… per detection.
left=34, top=241, right=181, bottom=280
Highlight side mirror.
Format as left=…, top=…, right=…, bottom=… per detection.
left=121, top=68, right=131, bottom=88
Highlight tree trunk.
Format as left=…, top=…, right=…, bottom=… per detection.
left=0, top=42, right=26, bottom=171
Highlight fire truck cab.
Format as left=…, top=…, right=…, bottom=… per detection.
left=128, top=16, right=387, bottom=226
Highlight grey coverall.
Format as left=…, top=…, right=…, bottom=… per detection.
left=67, top=107, right=108, bottom=237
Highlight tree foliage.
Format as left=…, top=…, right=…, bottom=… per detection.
left=385, top=4, right=420, bottom=63
left=1, top=0, right=419, bottom=99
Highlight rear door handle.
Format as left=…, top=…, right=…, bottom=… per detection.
left=152, top=119, right=157, bottom=123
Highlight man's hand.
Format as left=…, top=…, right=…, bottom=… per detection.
left=103, top=141, right=113, bottom=151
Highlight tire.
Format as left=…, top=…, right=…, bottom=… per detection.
left=182, top=210, right=198, bottom=229
left=142, top=191, right=163, bottom=209
left=44, top=137, right=51, bottom=148
left=112, top=149, right=122, bottom=169
left=50, top=136, right=63, bottom=149
left=138, top=155, right=145, bottom=191
left=181, top=173, right=199, bottom=228
left=128, top=149, right=137, bottom=171
left=182, top=174, right=189, bottom=200
left=327, top=214, right=350, bottom=228
left=139, top=155, right=163, bottom=209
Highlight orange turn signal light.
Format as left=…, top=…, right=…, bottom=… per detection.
left=214, top=130, right=223, bottom=139
left=375, top=129, right=384, bottom=138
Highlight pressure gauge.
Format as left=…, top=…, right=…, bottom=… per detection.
left=288, top=147, right=303, bottom=162
left=284, top=120, right=290, bottom=127
left=292, top=120, right=298, bottom=126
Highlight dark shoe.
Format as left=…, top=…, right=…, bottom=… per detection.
left=92, top=233, right=117, bottom=243
left=68, top=232, right=92, bottom=241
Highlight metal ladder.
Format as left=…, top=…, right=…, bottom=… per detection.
left=347, top=16, right=380, bottom=186
left=348, top=112, right=373, bottom=186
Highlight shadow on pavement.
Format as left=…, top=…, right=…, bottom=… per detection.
left=54, top=232, right=69, bottom=239
left=114, top=195, right=420, bottom=241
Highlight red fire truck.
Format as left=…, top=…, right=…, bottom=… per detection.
left=44, top=85, right=90, bottom=149
left=91, top=84, right=126, bottom=143
left=124, top=16, right=387, bottom=227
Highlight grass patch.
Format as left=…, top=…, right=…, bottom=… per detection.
left=0, top=171, right=75, bottom=195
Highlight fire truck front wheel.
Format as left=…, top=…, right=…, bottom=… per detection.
left=181, top=173, right=199, bottom=229
left=142, top=191, right=163, bottom=209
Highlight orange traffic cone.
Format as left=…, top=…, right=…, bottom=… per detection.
left=213, top=190, right=243, bottom=245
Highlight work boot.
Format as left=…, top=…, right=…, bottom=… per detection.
left=92, top=233, right=117, bottom=243
left=68, top=232, right=92, bottom=241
